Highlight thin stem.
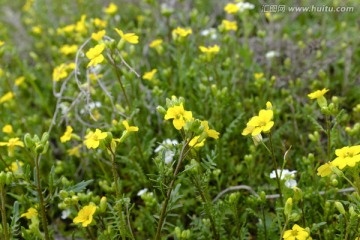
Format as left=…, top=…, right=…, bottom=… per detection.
left=268, top=132, right=284, bottom=205
left=109, top=52, right=131, bottom=111
left=326, top=116, right=331, bottom=162
left=0, top=185, right=9, bottom=240
left=154, top=139, right=191, bottom=240
left=35, top=154, right=50, bottom=240
left=109, top=147, right=120, bottom=198
left=279, top=218, right=289, bottom=240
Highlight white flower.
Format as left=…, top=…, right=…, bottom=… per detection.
left=266, top=51, right=280, bottom=59
left=270, top=169, right=297, bottom=188
left=200, top=28, right=217, bottom=40
left=61, top=209, right=71, bottom=219
left=154, top=139, right=178, bottom=153
left=164, top=150, right=175, bottom=164
left=137, top=188, right=148, bottom=196
left=236, top=2, right=255, bottom=12
left=285, top=179, right=297, bottom=188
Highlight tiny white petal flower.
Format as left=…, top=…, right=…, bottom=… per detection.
left=137, top=188, right=148, bottom=196
left=285, top=179, right=297, bottom=188
left=164, top=150, right=175, bottom=164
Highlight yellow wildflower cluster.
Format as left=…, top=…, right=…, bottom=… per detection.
left=115, top=28, right=139, bottom=44
left=242, top=102, right=274, bottom=136
left=172, top=27, right=192, bottom=42
left=52, top=63, right=76, bottom=82
left=91, top=30, right=106, bottom=41
left=162, top=97, right=219, bottom=148
left=317, top=145, right=360, bottom=177
left=73, top=204, right=96, bottom=227
left=0, top=92, right=14, bottom=104
left=221, top=20, right=238, bottom=31
left=283, top=224, right=310, bottom=240
left=104, top=3, right=118, bottom=15
left=59, top=44, right=78, bottom=56
left=86, top=43, right=106, bottom=68
left=143, top=69, right=157, bottom=82
left=0, top=137, right=24, bottom=157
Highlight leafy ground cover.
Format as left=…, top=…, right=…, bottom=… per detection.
left=0, top=0, right=360, bottom=239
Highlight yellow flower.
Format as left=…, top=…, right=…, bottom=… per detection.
left=122, top=120, right=139, bottom=132
left=172, top=27, right=192, bottom=38
left=164, top=104, right=193, bottom=130
left=0, top=138, right=24, bottom=157
left=67, top=144, right=82, bottom=158
left=15, top=76, right=25, bottom=86
left=199, top=45, right=220, bottom=54
left=201, top=121, right=220, bottom=139
left=7, top=161, right=24, bottom=173
left=57, top=24, right=76, bottom=35
left=224, top=3, right=240, bottom=14
left=32, top=26, right=42, bottom=35
left=307, top=88, right=329, bottom=100
left=0, top=41, right=4, bottom=47
left=84, top=129, right=107, bottom=149
left=93, top=18, right=107, bottom=28
left=60, top=126, right=73, bottom=143
left=104, top=3, right=118, bottom=15
left=317, top=162, right=333, bottom=177
left=221, top=20, right=237, bottom=31
left=73, top=204, right=96, bottom=227
left=86, top=43, right=105, bottom=68
left=114, top=28, right=139, bottom=44
left=21, top=207, right=38, bottom=219
left=53, top=63, right=74, bottom=82
left=283, top=224, right=309, bottom=240
left=242, top=108, right=274, bottom=136
left=143, top=69, right=157, bottom=81
left=149, top=39, right=163, bottom=48
left=331, top=145, right=360, bottom=169
left=60, top=44, right=78, bottom=55
left=2, top=124, right=13, bottom=134
left=0, top=92, right=14, bottom=104
left=75, top=15, right=87, bottom=34
left=254, top=73, right=264, bottom=80
left=189, top=136, right=205, bottom=148
left=91, top=30, right=106, bottom=41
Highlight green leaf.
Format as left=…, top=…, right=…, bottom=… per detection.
left=65, top=179, right=93, bottom=192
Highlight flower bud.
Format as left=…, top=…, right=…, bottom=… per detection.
left=24, top=133, right=34, bottom=149
left=41, top=132, right=49, bottom=144
left=284, top=197, right=293, bottom=217
left=5, top=172, right=13, bottom=185
left=335, top=201, right=346, bottom=215
left=175, top=227, right=181, bottom=238
left=59, top=190, right=68, bottom=199
left=181, top=229, right=191, bottom=239
left=99, top=196, right=107, bottom=213
left=156, top=106, right=167, bottom=115
left=0, top=171, right=7, bottom=185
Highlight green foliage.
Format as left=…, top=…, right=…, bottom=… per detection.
left=0, top=0, right=360, bottom=239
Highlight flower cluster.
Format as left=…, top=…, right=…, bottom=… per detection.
left=242, top=102, right=274, bottom=137
left=317, top=145, right=360, bottom=177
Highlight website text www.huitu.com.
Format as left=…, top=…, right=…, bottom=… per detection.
left=262, top=5, right=354, bottom=13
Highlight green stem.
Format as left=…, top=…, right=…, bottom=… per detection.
left=154, top=139, right=191, bottom=240
left=0, top=185, right=9, bottom=240
left=35, top=154, right=50, bottom=240
left=326, top=116, right=331, bottom=162
left=109, top=53, right=131, bottom=111
left=279, top=218, right=289, bottom=240
left=268, top=132, right=284, bottom=205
